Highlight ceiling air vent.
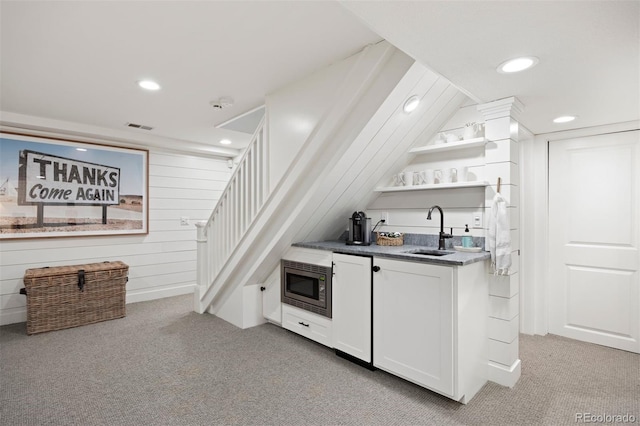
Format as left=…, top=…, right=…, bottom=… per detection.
left=125, top=122, right=154, bottom=131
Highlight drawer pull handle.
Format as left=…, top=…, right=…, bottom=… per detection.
left=298, top=321, right=310, bottom=327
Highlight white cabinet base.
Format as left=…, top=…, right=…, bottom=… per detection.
left=373, top=257, right=488, bottom=404
left=373, top=258, right=455, bottom=397
left=282, top=304, right=333, bottom=348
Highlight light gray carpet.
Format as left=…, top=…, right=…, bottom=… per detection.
left=1, top=295, right=638, bottom=425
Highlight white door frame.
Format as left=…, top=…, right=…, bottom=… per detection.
left=521, top=120, right=640, bottom=337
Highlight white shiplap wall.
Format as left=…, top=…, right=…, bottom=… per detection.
left=0, top=149, right=230, bottom=325
left=366, top=102, right=488, bottom=239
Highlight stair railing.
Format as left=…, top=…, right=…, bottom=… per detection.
left=195, top=116, right=268, bottom=310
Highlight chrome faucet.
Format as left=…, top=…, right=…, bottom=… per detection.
left=427, top=205, right=452, bottom=250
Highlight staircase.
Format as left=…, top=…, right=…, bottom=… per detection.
left=194, top=116, right=269, bottom=314
left=194, top=41, right=467, bottom=327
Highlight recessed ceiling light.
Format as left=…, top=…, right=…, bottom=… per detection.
left=553, top=115, right=577, bottom=123
left=138, top=80, right=161, bottom=91
left=76, top=148, right=87, bottom=152
left=220, top=139, right=232, bottom=145
left=403, top=95, right=420, bottom=113
left=497, top=56, right=539, bottom=74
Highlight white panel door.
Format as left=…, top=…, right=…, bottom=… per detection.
left=549, top=131, right=639, bottom=353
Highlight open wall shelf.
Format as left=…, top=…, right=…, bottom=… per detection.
left=374, top=181, right=489, bottom=193
left=409, top=137, right=487, bottom=154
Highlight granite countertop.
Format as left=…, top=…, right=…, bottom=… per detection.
left=292, top=239, right=490, bottom=266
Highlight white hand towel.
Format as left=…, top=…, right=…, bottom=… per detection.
left=488, top=192, right=511, bottom=275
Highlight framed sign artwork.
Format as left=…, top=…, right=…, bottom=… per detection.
left=0, top=132, right=148, bottom=239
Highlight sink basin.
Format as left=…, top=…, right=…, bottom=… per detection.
left=403, top=249, right=454, bottom=257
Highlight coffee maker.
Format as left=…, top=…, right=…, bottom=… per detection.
left=347, top=211, right=371, bottom=246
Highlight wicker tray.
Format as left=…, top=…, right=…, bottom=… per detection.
left=376, top=232, right=404, bottom=246
left=22, top=261, right=128, bottom=335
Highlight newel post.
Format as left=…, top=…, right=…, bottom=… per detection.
left=194, top=221, right=208, bottom=313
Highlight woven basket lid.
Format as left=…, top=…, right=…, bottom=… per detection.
left=24, top=261, right=128, bottom=279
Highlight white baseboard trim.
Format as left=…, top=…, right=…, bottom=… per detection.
left=1, top=308, right=27, bottom=326
left=125, top=284, right=196, bottom=304
left=0, top=284, right=196, bottom=327
left=488, top=359, right=521, bottom=388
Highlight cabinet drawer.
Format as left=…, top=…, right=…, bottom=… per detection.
left=282, top=304, right=333, bottom=348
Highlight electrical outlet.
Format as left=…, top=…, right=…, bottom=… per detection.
left=472, top=212, right=483, bottom=228
left=180, top=216, right=189, bottom=226
left=380, top=212, right=388, bottom=223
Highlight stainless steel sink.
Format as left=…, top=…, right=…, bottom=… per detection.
left=403, top=249, right=454, bottom=257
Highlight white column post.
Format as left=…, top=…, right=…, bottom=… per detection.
left=478, top=96, right=523, bottom=388
left=194, top=221, right=208, bottom=314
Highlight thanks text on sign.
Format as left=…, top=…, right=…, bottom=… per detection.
left=18, top=150, right=121, bottom=206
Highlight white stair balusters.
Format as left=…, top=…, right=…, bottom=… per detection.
left=195, top=118, right=269, bottom=312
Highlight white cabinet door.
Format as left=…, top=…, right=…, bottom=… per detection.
left=373, top=257, right=454, bottom=396
left=261, top=266, right=282, bottom=324
left=332, top=253, right=372, bottom=363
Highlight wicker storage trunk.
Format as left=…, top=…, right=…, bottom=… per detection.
left=22, top=261, right=128, bottom=335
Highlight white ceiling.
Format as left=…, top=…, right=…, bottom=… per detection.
left=0, top=1, right=381, bottom=155
left=1, top=1, right=638, bottom=157
left=342, top=0, right=639, bottom=135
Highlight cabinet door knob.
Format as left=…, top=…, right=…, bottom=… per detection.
left=372, top=265, right=381, bottom=272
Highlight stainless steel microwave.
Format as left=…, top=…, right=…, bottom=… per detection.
left=281, top=259, right=332, bottom=318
